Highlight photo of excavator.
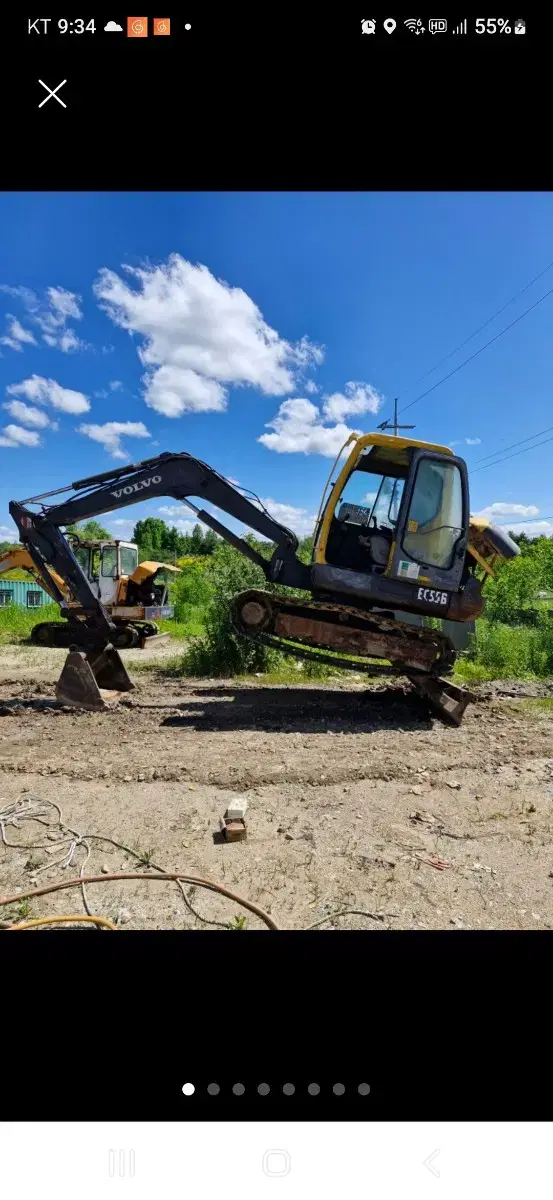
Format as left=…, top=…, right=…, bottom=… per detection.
left=0, top=540, right=180, bottom=648
left=8, top=430, right=519, bottom=721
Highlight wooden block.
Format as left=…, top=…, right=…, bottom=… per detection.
left=222, top=818, right=247, bottom=842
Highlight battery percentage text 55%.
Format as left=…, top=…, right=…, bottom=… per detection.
left=475, top=18, right=513, bottom=33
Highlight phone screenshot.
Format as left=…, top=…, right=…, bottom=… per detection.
left=0, top=12, right=550, bottom=1198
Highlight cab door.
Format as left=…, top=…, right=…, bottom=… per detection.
left=388, top=450, right=469, bottom=594
left=99, top=545, right=119, bottom=605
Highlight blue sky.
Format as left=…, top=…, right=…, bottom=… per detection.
left=1, top=191, right=553, bottom=544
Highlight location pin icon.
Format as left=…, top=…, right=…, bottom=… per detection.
left=383, top=18, right=396, bottom=32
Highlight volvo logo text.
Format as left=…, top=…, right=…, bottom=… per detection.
left=111, top=474, right=162, bottom=498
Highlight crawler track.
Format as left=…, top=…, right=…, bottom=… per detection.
left=231, top=589, right=473, bottom=725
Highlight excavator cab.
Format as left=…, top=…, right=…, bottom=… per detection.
left=70, top=539, right=139, bottom=605
left=312, top=434, right=479, bottom=619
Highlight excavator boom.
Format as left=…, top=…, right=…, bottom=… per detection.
left=9, top=452, right=311, bottom=706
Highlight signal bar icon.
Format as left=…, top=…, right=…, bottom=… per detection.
left=452, top=19, right=467, bottom=34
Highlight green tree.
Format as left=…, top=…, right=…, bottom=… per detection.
left=201, top=529, right=218, bottom=555
left=132, top=517, right=167, bottom=553
left=65, top=519, right=111, bottom=541
left=189, top=523, right=206, bottom=556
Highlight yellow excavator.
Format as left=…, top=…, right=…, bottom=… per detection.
left=8, top=432, right=519, bottom=721
left=0, top=540, right=180, bottom=648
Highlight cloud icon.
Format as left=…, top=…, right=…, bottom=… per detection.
left=104, top=20, right=123, bottom=31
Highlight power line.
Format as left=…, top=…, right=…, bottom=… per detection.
left=471, top=422, right=553, bottom=467
left=471, top=431, right=553, bottom=474
left=396, top=257, right=553, bottom=402
left=397, top=282, right=553, bottom=417
left=495, top=513, right=553, bottom=527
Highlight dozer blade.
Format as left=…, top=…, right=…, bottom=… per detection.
left=55, top=645, right=135, bottom=711
left=139, top=632, right=171, bottom=650
left=409, top=675, right=476, bottom=727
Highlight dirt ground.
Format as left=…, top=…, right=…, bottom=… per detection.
left=1, top=642, right=553, bottom=931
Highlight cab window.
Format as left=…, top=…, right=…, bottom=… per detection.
left=337, top=472, right=405, bottom=532
left=73, top=547, right=90, bottom=575
left=119, top=546, right=138, bottom=575
left=402, top=459, right=463, bottom=570
left=101, top=547, right=117, bottom=578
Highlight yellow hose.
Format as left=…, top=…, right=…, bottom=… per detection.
left=8, top=913, right=117, bottom=931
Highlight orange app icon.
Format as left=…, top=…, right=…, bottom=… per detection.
left=127, top=16, right=148, bottom=36
left=154, top=18, right=171, bottom=35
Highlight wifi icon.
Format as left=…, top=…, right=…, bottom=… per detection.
left=404, top=17, right=425, bottom=32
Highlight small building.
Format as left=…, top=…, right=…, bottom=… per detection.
left=0, top=580, right=51, bottom=610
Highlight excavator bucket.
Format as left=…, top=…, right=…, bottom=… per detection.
left=410, top=675, right=476, bottom=727
left=55, top=644, right=134, bottom=710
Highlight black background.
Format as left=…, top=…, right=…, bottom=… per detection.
left=1, top=931, right=550, bottom=1119
left=0, top=12, right=549, bottom=188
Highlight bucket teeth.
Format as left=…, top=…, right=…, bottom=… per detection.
left=55, top=645, right=134, bottom=711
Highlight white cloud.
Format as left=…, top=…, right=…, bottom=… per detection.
left=257, top=497, right=316, bottom=537
left=110, top=518, right=135, bottom=527
left=0, top=423, right=41, bottom=448
left=476, top=502, right=540, bottom=520
left=170, top=519, right=197, bottom=534
left=474, top=502, right=553, bottom=539
left=3, top=399, right=52, bottom=428
left=322, top=381, right=384, bottom=423
left=362, top=491, right=378, bottom=506
left=0, top=524, right=15, bottom=539
left=78, top=420, right=151, bottom=460
left=505, top=520, right=553, bottom=538
left=7, top=375, right=90, bottom=415
left=304, top=380, right=319, bottom=395
left=94, top=380, right=124, bottom=399
left=465, top=437, right=481, bottom=445
left=93, top=254, right=323, bottom=418
left=259, top=396, right=358, bottom=457
left=0, top=284, right=85, bottom=352
left=159, top=505, right=186, bottom=518
left=0, top=315, right=37, bottom=352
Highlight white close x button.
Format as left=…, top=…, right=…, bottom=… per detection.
left=38, top=79, right=67, bottom=108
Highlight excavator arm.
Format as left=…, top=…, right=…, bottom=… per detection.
left=9, top=451, right=311, bottom=646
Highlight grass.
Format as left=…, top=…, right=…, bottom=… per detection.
left=158, top=604, right=206, bottom=639
left=0, top=602, right=63, bottom=645
left=452, top=660, right=498, bottom=683
left=462, top=618, right=553, bottom=679
left=0, top=602, right=202, bottom=647
left=516, top=697, right=553, bottom=713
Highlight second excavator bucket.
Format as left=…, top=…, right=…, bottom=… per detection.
left=55, top=644, right=135, bottom=711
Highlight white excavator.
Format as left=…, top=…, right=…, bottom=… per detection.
left=0, top=538, right=180, bottom=648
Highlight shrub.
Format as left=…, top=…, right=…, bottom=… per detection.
left=170, top=560, right=214, bottom=622
left=464, top=616, right=553, bottom=678
left=178, top=542, right=287, bottom=676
